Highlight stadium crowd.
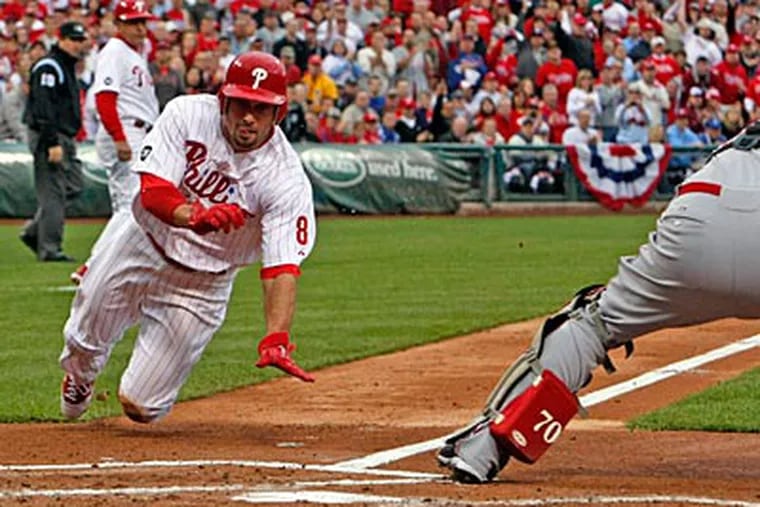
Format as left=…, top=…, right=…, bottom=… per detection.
left=0, top=0, right=753, bottom=191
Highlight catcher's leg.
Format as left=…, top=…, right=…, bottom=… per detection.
left=437, top=194, right=758, bottom=483
left=437, top=285, right=611, bottom=483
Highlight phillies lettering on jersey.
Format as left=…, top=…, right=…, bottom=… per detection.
left=183, top=142, right=234, bottom=204
left=132, top=94, right=316, bottom=273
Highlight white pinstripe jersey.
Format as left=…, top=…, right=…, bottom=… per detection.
left=131, top=94, right=317, bottom=273
left=92, top=37, right=159, bottom=127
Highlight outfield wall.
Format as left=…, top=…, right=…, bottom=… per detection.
left=0, top=141, right=711, bottom=218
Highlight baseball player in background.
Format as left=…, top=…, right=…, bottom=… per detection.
left=70, top=0, right=159, bottom=284
left=59, top=51, right=316, bottom=423
left=438, top=126, right=760, bottom=483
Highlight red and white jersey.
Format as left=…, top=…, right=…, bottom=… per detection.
left=713, top=61, right=748, bottom=105
left=746, top=74, right=760, bottom=110
left=92, top=37, right=159, bottom=127
left=132, top=95, right=316, bottom=273
left=459, top=7, right=494, bottom=43
left=647, top=54, right=680, bottom=87
left=535, top=59, right=578, bottom=106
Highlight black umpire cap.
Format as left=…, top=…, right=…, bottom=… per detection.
left=59, top=21, right=88, bottom=41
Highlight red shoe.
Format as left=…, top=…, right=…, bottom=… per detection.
left=60, top=374, right=93, bottom=420
left=70, top=264, right=88, bottom=285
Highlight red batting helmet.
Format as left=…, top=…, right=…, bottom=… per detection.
left=219, top=51, right=288, bottom=123
left=114, top=0, right=157, bottom=22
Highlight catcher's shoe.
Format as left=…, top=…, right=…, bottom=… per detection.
left=70, top=264, right=88, bottom=285
left=437, top=423, right=510, bottom=484
left=60, top=374, right=93, bottom=420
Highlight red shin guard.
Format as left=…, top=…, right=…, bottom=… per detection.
left=489, top=369, right=579, bottom=464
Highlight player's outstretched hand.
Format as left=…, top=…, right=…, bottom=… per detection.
left=255, top=332, right=315, bottom=382
left=188, top=201, right=246, bottom=235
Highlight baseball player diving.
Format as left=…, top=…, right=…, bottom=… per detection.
left=438, top=125, right=760, bottom=483
left=59, top=51, right=316, bottom=423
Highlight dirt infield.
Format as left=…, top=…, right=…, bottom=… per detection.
left=2, top=318, right=759, bottom=506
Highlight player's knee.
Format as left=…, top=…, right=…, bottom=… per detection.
left=118, top=392, right=167, bottom=424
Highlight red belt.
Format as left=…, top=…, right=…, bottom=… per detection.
left=676, top=182, right=722, bottom=197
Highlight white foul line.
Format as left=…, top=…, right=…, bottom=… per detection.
left=232, top=492, right=760, bottom=506
left=578, top=334, right=760, bottom=406
left=0, top=484, right=245, bottom=499
left=334, top=334, right=760, bottom=470
left=0, top=459, right=442, bottom=480
left=1, top=483, right=756, bottom=507
left=234, top=490, right=405, bottom=504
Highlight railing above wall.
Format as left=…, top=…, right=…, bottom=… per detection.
left=419, top=143, right=718, bottom=208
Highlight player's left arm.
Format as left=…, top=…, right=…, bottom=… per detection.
left=256, top=270, right=315, bottom=379
left=254, top=171, right=317, bottom=382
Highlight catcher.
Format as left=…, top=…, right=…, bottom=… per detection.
left=438, top=122, right=760, bottom=482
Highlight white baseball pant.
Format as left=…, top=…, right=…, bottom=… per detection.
left=61, top=214, right=236, bottom=422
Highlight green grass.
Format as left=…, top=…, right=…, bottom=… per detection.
left=0, top=215, right=755, bottom=430
left=630, top=367, right=760, bottom=433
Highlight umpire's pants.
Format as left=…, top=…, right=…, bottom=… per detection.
left=24, top=130, right=83, bottom=260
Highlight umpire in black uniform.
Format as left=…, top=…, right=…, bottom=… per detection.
left=21, top=21, right=89, bottom=262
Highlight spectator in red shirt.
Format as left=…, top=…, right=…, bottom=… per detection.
left=197, top=11, right=219, bottom=52
left=539, top=83, right=569, bottom=144
left=317, top=106, right=348, bottom=143
left=486, top=30, right=519, bottom=86
left=631, top=0, right=663, bottom=36
left=713, top=44, right=748, bottom=107
left=165, top=0, right=193, bottom=32
left=535, top=43, right=578, bottom=108
left=745, top=68, right=760, bottom=113
left=472, top=96, right=496, bottom=131
left=279, top=46, right=303, bottom=85
left=593, top=28, right=619, bottom=72
left=459, top=0, right=494, bottom=43
left=2, top=0, right=26, bottom=23
left=180, top=30, right=198, bottom=69
left=647, top=36, right=680, bottom=86
left=494, top=94, right=515, bottom=135
left=361, top=111, right=383, bottom=144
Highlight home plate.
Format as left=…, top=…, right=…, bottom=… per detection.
left=232, top=490, right=404, bottom=504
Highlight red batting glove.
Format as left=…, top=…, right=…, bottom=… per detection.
left=255, top=332, right=315, bottom=383
left=188, top=201, right=246, bottom=235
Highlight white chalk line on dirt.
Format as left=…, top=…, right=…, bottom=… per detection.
left=232, top=492, right=760, bottom=506
left=0, top=484, right=245, bottom=499
left=3, top=483, right=755, bottom=507
left=335, top=334, right=760, bottom=470
left=0, top=458, right=442, bottom=480
left=0, top=479, right=433, bottom=500
left=2, top=336, right=758, bottom=504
